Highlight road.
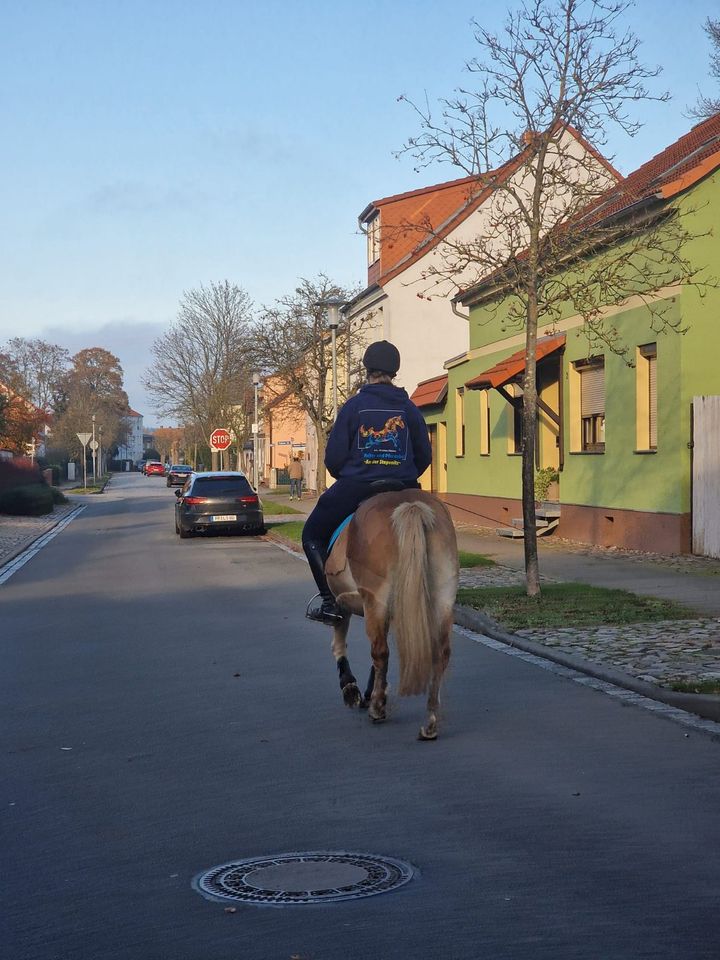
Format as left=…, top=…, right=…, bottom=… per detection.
left=3, top=473, right=720, bottom=960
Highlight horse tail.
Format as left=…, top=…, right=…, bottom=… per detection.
left=391, top=500, right=437, bottom=696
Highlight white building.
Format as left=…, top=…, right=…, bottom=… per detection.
left=345, top=126, right=619, bottom=399
left=116, top=409, right=144, bottom=463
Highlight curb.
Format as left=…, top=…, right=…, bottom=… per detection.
left=453, top=604, right=720, bottom=725
left=263, top=529, right=304, bottom=554
left=0, top=503, right=85, bottom=572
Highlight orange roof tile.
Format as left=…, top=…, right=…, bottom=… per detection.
left=578, top=113, right=720, bottom=226
left=465, top=334, right=566, bottom=389
left=457, top=114, right=720, bottom=307
left=361, top=125, right=618, bottom=288
left=410, top=374, right=448, bottom=407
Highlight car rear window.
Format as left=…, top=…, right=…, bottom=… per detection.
left=192, top=477, right=254, bottom=497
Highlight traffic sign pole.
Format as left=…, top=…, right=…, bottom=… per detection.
left=76, top=433, right=92, bottom=491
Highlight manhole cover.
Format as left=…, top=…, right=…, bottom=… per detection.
left=193, top=851, right=415, bottom=906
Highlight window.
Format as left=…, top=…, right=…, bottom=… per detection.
left=367, top=214, right=380, bottom=265
left=506, top=382, right=523, bottom=453
left=577, top=357, right=605, bottom=452
left=636, top=343, right=657, bottom=450
left=455, top=387, right=465, bottom=456
left=479, top=390, right=490, bottom=455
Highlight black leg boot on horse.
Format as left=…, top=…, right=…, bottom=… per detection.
left=303, top=541, right=345, bottom=624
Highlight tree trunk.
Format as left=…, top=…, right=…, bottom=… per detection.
left=522, top=293, right=541, bottom=597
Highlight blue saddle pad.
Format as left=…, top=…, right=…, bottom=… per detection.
left=328, top=513, right=354, bottom=554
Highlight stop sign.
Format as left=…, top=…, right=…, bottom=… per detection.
left=210, top=428, right=232, bottom=451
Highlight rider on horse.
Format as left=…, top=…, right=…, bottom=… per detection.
left=302, top=340, right=432, bottom=624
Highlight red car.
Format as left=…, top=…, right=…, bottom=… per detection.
left=144, top=461, right=165, bottom=476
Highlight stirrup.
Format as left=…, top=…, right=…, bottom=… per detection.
left=305, top=593, right=344, bottom=624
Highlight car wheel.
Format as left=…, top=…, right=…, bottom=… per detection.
left=179, top=523, right=192, bottom=539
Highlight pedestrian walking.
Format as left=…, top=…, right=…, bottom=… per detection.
left=302, top=340, right=432, bottom=623
left=288, top=456, right=304, bottom=500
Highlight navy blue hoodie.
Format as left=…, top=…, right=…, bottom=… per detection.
left=324, top=382, right=432, bottom=483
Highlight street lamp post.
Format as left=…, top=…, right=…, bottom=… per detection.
left=317, top=295, right=347, bottom=422
left=252, top=373, right=261, bottom=491
left=91, top=415, right=97, bottom=485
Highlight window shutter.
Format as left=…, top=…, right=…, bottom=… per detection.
left=580, top=364, right=605, bottom=417
left=648, top=355, right=657, bottom=448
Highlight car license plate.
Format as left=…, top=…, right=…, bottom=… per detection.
left=211, top=515, right=236, bottom=522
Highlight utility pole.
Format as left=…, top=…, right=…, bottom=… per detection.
left=91, top=415, right=97, bottom=485
left=252, top=373, right=261, bottom=490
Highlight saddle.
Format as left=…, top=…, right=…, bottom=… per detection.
left=325, top=479, right=408, bottom=578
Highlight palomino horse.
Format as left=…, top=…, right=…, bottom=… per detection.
left=324, top=489, right=459, bottom=740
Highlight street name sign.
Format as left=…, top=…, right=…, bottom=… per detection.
left=210, top=428, right=232, bottom=452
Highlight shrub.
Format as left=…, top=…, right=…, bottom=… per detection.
left=534, top=466, right=559, bottom=501
left=0, top=459, right=43, bottom=494
left=0, top=483, right=54, bottom=516
left=50, top=486, right=68, bottom=505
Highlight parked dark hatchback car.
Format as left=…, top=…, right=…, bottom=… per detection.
left=144, top=461, right=165, bottom=476
left=166, top=464, right=193, bottom=487
left=174, top=472, right=264, bottom=538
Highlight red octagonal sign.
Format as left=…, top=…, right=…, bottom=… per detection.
left=210, top=428, right=232, bottom=452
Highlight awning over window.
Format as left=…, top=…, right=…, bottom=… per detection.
left=410, top=374, right=449, bottom=408
left=465, top=334, right=566, bottom=390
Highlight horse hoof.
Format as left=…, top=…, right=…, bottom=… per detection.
left=341, top=682, right=361, bottom=707
left=369, top=705, right=386, bottom=723
left=358, top=698, right=369, bottom=710
left=418, top=725, right=438, bottom=741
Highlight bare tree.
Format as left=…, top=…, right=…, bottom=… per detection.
left=143, top=281, right=256, bottom=467
left=693, top=18, right=720, bottom=119
left=2, top=338, right=69, bottom=412
left=252, top=275, right=367, bottom=493
left=398, top=0, right=705, bottom=596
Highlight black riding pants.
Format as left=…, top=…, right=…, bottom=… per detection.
left=301, top=478, right=419, bottom=549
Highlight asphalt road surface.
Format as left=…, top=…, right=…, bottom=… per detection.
left=3, top=473, right=720, bottom=960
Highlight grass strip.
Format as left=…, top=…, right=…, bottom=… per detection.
left=262, top=500, right=303, bottom=516
left=265, top=520, right=305, bottom=544
left=456, top=582, right=696, bottom=630
left=458, top=550, right=495, bottom=568
left=665, top=679, right=720, bottom=695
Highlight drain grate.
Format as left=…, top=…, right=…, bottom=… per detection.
left=193, top=851, right=415, bottom=906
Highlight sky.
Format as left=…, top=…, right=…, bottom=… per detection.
left=1, top=0, right=718, bottom=424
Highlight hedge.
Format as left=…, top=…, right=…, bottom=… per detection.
left=0, top=483, right=54, bottom=516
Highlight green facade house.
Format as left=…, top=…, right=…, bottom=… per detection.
left=411, top=114, right=720, bottom=556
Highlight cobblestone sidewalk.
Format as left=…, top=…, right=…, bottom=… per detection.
left=0, top=502, right=79, bottom=567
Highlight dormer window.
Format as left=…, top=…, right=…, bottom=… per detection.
left=367, top=213, right=380, bottom=265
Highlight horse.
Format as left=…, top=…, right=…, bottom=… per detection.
left=323, top=488, right=459, bottom=740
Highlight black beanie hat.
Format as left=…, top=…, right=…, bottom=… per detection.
left=363, top=340, right=401, bottom=376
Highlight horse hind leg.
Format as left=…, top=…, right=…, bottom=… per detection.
left=364, top=601, right=390, bottom=723
left=359, top=664, right=375, bottom=710
left=331, top=615, right=361, bottom=707
left=418, top=614, right=452, bottom=741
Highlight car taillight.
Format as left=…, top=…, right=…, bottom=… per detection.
left=183, top=496, right=208, bottom=505
left=237, top=495, right=259, bottom=505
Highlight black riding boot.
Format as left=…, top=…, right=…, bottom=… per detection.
left=303, top=540, right=344, bottom=623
